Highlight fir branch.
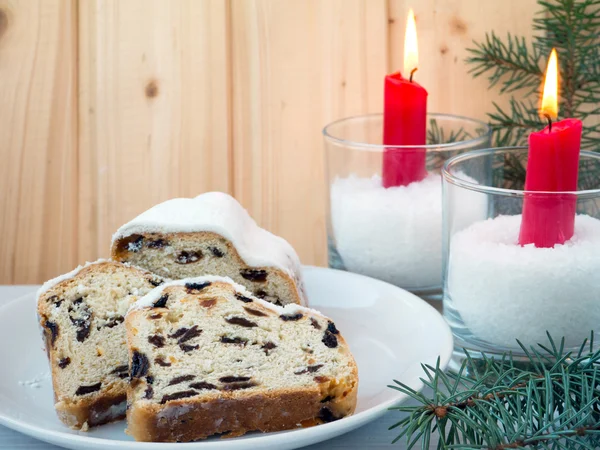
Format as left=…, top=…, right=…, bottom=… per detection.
left=466, top=33, right=543, bottom=95
left=427, top=118, right=472, bottom=146
left=466, top=0, right=600, bottom=151
left=534, top=0, right=600, bottom=117
left=486, top=100, right=541, bottom=148
left=388, top=333, right=600, bottom=449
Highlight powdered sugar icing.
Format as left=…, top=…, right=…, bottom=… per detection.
left=131, top=275, right=325, bottom=319
left=36, top=259, right=110, bottom=303
left=111, top=192, right=304, bottom=291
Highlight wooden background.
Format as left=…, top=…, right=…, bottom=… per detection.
left=0, top=0, right=538, bottom=283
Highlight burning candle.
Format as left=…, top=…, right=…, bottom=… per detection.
left=445, top=51, right=598, bottom=351
left=382, top=9, right=428, bottom=188
left=518, top=48, right=583, bottom=247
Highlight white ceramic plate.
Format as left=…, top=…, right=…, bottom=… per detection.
left=0, top=266, right=452, bottom=450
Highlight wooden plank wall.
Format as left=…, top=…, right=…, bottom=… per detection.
left=0, top=0, right=78, bottom=283
left=0, top=0, right=538, bottom=284
left=77, top=0, right=231, bottom=264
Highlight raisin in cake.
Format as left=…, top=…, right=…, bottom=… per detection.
left=125, top=276, right=358, bottom=442
left=37, top=260, right=164, bottom=430
left=110, top=192, right=307, bottom=307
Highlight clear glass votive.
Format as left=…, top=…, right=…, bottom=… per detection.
left=323, top=113, right=491, bottom=300
left=443, top=147, right=600, bottom=364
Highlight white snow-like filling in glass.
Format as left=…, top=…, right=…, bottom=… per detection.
left=330, top=173, right=487, bottom=289
left=447, top=214, right=600, bottom=349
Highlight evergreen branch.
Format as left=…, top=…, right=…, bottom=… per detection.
left=389, top=333, right=600, bottom=449
left=466, top=33, right=543, bottom=95
left=426, top=118, right=472, bottom=146
left=486, top=100, right=541, bottom=148
left=581, top=124, right=600, bottom=150
left=533, top=0, right=600, bottom=121
left=466, top=0, right=600, bottom=153
left=416, top=5, right=600, bottom=443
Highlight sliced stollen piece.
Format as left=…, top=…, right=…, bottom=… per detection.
left=37, top=260, right=164, bottom=430
left=125, top=276, right=358, bottom=442
left=110, top=191, right=307, bottom=307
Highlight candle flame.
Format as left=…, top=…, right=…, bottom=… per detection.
left=541, top=48, right=558, bottom=120
left=404, top=9, right=419, bottom=76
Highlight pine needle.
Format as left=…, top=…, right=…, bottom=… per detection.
left=465, top=0, right=600, bottom=186
left=388, top=333, right=600, bottom=449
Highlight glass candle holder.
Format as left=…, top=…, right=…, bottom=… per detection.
left=443, top=147, right=600, bottom=363
left=323, top=113, right=491, bottom=299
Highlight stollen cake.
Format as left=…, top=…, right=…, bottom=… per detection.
left=37, top=260, right=164, bottom=430
left=110, top=192, right=307, bottom=307
left=125, top=276, right=358, bottom=442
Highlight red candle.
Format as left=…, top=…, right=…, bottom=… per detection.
left=382, top=9, right=428, bottom=188
left=518, top=49, right=583, bottom=248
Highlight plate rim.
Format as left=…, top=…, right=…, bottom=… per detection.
left=0, top=266, right=453, bottom=449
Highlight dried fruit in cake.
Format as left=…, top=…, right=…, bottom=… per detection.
left=125, top=276, right=358, bottom=442
left=37, top=260, right=163, bottom=430
left=110, top=192, right=307, bottom=307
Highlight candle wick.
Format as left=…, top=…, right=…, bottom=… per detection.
left=409, top=68, right=418, bottom=83
left=544, top=113, right=553, bottom=133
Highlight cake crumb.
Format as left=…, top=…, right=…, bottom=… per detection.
left=18, top=371, right=50, bottom=389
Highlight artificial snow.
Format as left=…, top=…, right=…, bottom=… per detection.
left=330, top=173, right=487, bottom=289
left=448, top=214, right=600, bottom=349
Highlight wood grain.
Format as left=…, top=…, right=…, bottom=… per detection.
left=387, top=0, right=538, bottom=119
left=0, top=0, right=78, bottom=283
left=231, top=0, right=387, bottom=266
left=78, top=0, right=232, bottom=264
left=0, top=0, right=543, bottom=282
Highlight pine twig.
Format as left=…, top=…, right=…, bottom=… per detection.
left=466, top=33, right=543, bottom=96
left=466, top=0, right=600, bottom=152
left=388, top=333, right=600, bottom=449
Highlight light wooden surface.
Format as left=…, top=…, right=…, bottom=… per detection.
left=231, top=0, right=388, bottom=268
left=77, top=0, right=232, bottom=263
left=388, top=0, right=537, bottom=118
left=0, top=285, right=441, bottom=449
left=0, top=0, right=78, bottom=283
left=0, top=0, right=539, bottom=283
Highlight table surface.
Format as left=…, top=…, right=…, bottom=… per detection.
left=0, top=285, right=441, bottom=450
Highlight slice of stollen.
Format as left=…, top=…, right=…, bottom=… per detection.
left=111, top=191, right=307, bottom=307
left=125, top=276, right=358, bottom=442
left=37, top=260, right=164, bottom=430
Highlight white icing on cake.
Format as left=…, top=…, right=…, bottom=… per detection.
left=112, top=193, right=303, bottom=283
left=36, top=259, right=110, bottom=302
left=35, top=260, right=161, bottom=338
left=36, top=259, right=111, bottom=345
left=131, top=276, right=325, bottom=319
